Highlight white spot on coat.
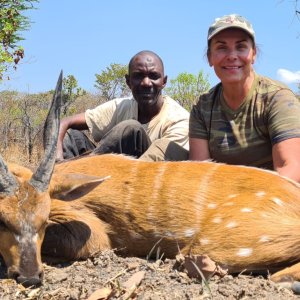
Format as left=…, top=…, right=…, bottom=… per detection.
left=212, top=217, right=222, bottom=224
left=259, top=235, right=270, bottom=243
left=207, top=203, right=217, bottom=209
left=200, top=238, right=210, bottom=245
left=271, top=197, right=283, bottom=206
left=184, top=229, right=196, bottom=237
left=241, top=208, right=253, bottom=213
left=260, top=213, right=269, bottom=218
left=237, top=248, right=253, bottom=257
left=256, top=191, right=266, bottom=197
left=228, top=194, right=238, bottom=199
left=226, top=221, right=238, bottom=229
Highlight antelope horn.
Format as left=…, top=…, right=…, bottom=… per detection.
left=0, top=156, right=18, bottom=195
left=30, top=71, right=62, bottom=192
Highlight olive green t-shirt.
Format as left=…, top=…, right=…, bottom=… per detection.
left=189, top=74, right=300, bottom=170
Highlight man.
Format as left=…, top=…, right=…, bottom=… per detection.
left=56, top=50, right=189, bottom=162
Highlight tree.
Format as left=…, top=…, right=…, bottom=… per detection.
left=94, top=63, right=131, bottom=101
left=18, top=93, right=49, bottom=163
left=62, top=74, right=86, bottom=116
left=165, top=71, right=211, bottom=111
left=0, top=90, right=50, bottom=164
left=0, top=0, right=38, bottom=81
left=0, top=90, right=21, bottom=150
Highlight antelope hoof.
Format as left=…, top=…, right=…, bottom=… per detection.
left=276, top=281, right=300, bottom=295
left=291, top=281, right=300, bottom=294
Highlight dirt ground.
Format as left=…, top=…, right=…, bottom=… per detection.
left=0, top=250, right=299, bottom=300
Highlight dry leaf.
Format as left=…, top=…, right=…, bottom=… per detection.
left=87, top=287, right=113, bottom=300
left=27, top=288, right=41, bottom=299
left=176, top=254, right=227, bottom=280
left=122, top=271, right=145, bottom=289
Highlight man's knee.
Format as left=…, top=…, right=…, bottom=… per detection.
left=93, top=120, right=151, bottom=157
left=139, top=138, right=189, bottom=162
left=115, top=120, right=144, bottom=136
left=63, top=129, right=95, bottom=159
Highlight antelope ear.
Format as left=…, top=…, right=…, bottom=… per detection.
left=50, top=173, right=110, bottom=201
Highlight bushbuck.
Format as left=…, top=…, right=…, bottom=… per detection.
left=1, top=72, right=300, bottom=290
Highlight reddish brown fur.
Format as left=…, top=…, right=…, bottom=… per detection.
left=2, top=154, right=300, bottom=285
left=44, top=154, right=300, bottom=283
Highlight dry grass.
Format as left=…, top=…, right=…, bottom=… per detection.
left=1, top=144, right=42, bottom=170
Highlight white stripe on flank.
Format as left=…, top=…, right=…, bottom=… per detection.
left=151, top=163, right=167, bottom=200
left=194, top=163, right=221, bottom=227
left=124, top=160, right=139, bottom=211
left=146, top=164, right=168, bottom=226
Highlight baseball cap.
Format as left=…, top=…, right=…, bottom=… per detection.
left=207, top=14, right=255, bottom=42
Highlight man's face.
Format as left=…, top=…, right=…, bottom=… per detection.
left=126, top=53, right=167, bottom=107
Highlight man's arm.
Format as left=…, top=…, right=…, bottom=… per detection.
left=189, top=137, right=211, bottom=161
left=272, top=137, right=300, bottom=183
left=56, top=112, right=88, bottom=161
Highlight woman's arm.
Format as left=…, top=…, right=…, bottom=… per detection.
left=189, top=137, right=211, bottom=161
left=272, top=137, right=300, bottom=183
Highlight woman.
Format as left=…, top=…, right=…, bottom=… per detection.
left=189, top=14, right=300, bottom=183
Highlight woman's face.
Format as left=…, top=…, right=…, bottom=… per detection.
left=208, top=28, right=256, bottom=85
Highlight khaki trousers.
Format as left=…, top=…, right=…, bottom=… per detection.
left=140, top=138, right=189, bottom=162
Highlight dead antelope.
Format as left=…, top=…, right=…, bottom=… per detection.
left=0, top=72, right=62, bottom=287
left=45, top=153, right=300, bottom=289
left=1, top=73, right=300, bottom=290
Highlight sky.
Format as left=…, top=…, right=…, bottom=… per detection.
left=1, top=0, right=300, bottom=94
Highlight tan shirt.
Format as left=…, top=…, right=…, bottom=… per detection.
left=85, top=95, right=190, bottom=150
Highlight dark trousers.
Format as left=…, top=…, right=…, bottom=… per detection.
left=63, top=120, right=151, bottom=159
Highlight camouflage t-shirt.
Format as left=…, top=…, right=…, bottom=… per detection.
left=189, top=74, right=300, bottom=170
